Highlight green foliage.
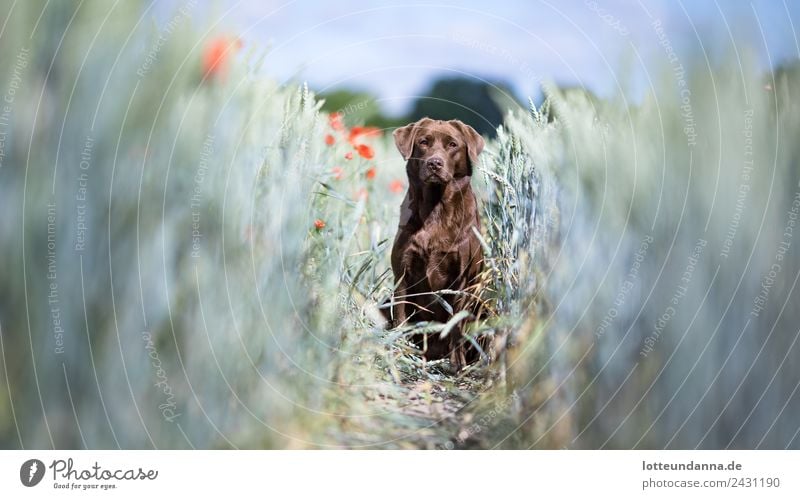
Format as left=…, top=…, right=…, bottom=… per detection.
left=317, top=88, right=405, bottom=130
left=407, top=77, right=518, bottom=138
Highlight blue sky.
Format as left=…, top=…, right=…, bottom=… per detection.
left=179, top=0, right=800, bottom=115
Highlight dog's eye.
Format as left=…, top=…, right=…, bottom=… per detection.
left=419, top=138, right=429, bottom=146
left=448, top=141, right=458, bottom=149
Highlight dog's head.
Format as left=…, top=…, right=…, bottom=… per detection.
left=393, top=118, right=484, bottom=186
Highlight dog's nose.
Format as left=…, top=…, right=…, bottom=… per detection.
left=426, top=157, right=444, bottom=169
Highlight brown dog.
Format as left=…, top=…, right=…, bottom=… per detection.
left=390, top=118, right=485, bottom=370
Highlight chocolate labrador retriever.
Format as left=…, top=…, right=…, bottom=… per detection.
left=390, top=118, right=485, bottom=370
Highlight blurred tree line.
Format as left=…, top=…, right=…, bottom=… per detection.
left=318, top=77, right=519, bottom=138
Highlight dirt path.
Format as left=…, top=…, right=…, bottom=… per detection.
left=332, top=359, right=501, bottom=449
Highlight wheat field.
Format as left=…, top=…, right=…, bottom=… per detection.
left=0, top=0, right=799, bottom=450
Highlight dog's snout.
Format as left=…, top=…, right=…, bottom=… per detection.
left=425, top=156, right=444, bottom=169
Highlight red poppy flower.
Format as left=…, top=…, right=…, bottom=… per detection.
left=389, top=179, right=404, bottom=193
left=329, top=112, right=344, bottom=131
left=344, top=151, right=353, bottom=160
left=332, top=166, right=343, bottom=180
left=202, top=36, right=242, bottom=80
left=348, top=126, right=381, bottom=145
left=365, top=167, right=376, bottom=180
left=324, top=134, right=335, bottom=146
left=356, top=144, right=374, bottom=160
left=355, top=188, right=368, bottom=201
left=314, top=219, right=326, bottom=230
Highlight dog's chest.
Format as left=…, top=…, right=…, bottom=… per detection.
left=404, top=225, right=461, bottom=271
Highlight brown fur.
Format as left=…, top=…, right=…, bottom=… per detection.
left=390, top=118, right=485, bottom=370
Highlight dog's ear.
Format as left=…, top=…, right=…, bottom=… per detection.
left=449, top=120, right=485, bottom=169
left=393, top=118, right=434, bottom=161
left=392, top=121, right=417, bottom=161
